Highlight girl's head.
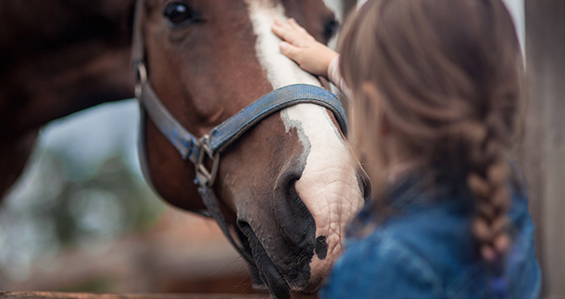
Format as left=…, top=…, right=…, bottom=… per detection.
left=339, top=0, right=523, bottom=262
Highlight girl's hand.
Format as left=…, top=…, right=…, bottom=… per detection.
left=272, top=18, right=338, bottom=78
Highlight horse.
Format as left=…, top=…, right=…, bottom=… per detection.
left=0, top=1, right=368, bottom=298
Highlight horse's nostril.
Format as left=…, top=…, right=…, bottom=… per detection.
left=273, top=170, right=317, bottom=249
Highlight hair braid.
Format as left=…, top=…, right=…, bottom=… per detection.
left=467, top=109, right=514, bottom=265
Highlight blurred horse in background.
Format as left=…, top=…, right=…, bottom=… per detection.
left=0, top=1, right=367, bottom=298
left=0, top=0, right=136, bottom=196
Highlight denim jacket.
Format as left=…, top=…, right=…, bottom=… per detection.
left=320, top=168, right=541, bottom=299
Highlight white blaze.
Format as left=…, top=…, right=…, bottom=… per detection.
left=246, top=0, right=365, bottom=283
left=246, top=0, right=321, bottom=88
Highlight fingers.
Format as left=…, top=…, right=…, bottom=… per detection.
left=273, top=18, right=337, bottom=77
left=279, top=41, right=301, bottom=61
left=272, top=21, right=302, bottom=46
left=272, top=18, right=315, bottom=47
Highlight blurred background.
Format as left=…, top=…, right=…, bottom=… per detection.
left=1, top=0, right=563, bottom=298
left=0, top=99, right=256, bottom=294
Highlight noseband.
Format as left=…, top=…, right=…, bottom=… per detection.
left=131, top=0, right=348, bottom=266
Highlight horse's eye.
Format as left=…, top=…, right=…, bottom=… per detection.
left=323, top=19, right=339, bottom=42
left=163, top=2, right=201, bottom=26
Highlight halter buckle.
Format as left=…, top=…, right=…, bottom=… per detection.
left=194, top=135, right=220, bottom=187
left=134, top=62, right=148, bottom=98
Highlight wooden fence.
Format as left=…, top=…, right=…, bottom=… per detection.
left=0, top=292, right=260, bottom=299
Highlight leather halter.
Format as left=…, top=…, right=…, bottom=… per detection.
left=131, top=0, right=348, bottom=266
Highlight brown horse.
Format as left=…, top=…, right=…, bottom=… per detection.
left=1, top=1, right=366, bottom=298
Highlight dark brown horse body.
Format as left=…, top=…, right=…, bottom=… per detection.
left=0, top=1, right=365, bottom=298
left=0, top=0, right=136, bottom=196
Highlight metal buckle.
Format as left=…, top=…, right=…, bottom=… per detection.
left=194, top=135, right=220, bottom=187
left=134, top=62, right=148, bottom=98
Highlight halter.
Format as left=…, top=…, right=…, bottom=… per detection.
left=131, top=0, right=348, bottom=266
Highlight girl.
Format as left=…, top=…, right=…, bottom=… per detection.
left=272, top=0, right=541, bottom=298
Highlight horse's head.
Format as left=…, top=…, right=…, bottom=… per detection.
left=136, top=0, right=367, bottom=297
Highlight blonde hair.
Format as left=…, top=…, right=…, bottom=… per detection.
left=339, top=0, right=523, bottom=263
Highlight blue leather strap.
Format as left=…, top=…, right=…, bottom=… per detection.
left=137, top=77, right=202, bottom=164
left=207, top=84, right=347, bottom=157
left=138, top=79, right=348, bottom=166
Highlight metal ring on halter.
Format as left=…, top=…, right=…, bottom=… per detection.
left=137, top=62, right=148, bottom=82
left=134, top=62, right=148, bottom=98
left=194, top=135, right=220, bottom=187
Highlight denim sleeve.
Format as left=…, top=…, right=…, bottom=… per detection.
left=321, top=232, right=445, bottom=299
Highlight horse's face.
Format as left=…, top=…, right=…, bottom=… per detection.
left=141, top=0, right=366, bottom=297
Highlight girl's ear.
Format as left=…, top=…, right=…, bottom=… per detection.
left=361, top=82, right=389, bottom=137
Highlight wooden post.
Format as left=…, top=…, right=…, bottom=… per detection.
left=522, top=0, right=565, bottom=298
